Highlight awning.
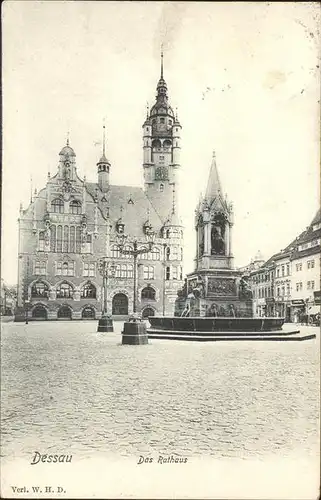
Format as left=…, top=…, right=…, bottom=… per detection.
left=308, top=306, right=320, bottom=315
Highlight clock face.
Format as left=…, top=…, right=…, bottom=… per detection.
left=155, top=166, right=168, bottom=181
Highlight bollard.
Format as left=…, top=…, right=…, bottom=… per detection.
left=97, top=315, right=114, bottom=332
left=122, top=314, right=148, bottom=345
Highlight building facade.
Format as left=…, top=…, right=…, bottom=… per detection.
left=249, top=209, right=320, bottom=321
left=15, top=57, right=184, bottom=321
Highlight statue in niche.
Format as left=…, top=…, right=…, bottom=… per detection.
left=211, top=225, right=225, bottom=255
left=211, top=213, right=227, bottom=255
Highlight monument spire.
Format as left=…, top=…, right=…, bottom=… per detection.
left=205, top=150, right=223, bottom=203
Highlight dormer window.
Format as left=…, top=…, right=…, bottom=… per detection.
left=144, top=220, right=153, bottom=235
left=116, top=220, right=125, bottom=234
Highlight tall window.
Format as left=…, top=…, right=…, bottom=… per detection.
left=286, top=283, right=290, bottom=295
left=281, top=265, right=285, bottom=277
left=143, top=266, right=154, bottom=280
left=150, top=247, right=160, bottom=260
left=166, top=246, right=171, bottom=261
left=70, top=226, right=75, bottom=253
left=114, top=264, right=133, bottom=278
left=166, top=266, right=170, bottom=280
left=56, top=225, right=63, bottom=253
left=83, top=262, right=95, bottom=277
left=141, top=286, right=156, bottom=300
left=76, top=227, right=81, bottom=253
left=31, top=282, right=49, bottom=298
left=111, top=245, right=120, bottom=258
left=286, top=264, right=290, bottom=276
left=50, top=225, right=56, bottom=252
left=39, top=232, right=45, bottom=251
left=57, top=261, right=74, bottom=276
left=172, top=266, right=178, bottom=280
left=172, top=247, right=179, bottom=260
left=34, top=261, right=46, bottom=275
left=51, top=198, right=64, bottom=213
left=63, top=226, right=69, bottom=253
left=81, top=282, right=96, bottom=298
left=70, top=200, right=82, bottom=214
left=56, top=282, right=74, bottom=299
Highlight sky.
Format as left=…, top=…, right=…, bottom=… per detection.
left=2, top=1, right=320, bottom=284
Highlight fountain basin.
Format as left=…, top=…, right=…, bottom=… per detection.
left=147, top=316, right=316, bottom=341
left=148, top=316, right=285, bottom=332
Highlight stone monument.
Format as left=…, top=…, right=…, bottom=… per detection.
left=175, top=151, right=253, bottom=318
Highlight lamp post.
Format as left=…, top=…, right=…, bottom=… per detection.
left=162, top=243, right=167, bottom=316
left=97, top=258, right=116, bottom=332
left=116, top=232, right=156, bottom=316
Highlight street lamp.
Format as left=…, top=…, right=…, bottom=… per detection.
left=116, top=232, right=156, bottom=316
left=97, top=257, right=116, bottom=332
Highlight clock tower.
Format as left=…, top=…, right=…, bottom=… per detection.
left=142, top=51, right=182, bottom=222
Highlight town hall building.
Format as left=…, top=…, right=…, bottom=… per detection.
left=15, top=56, right=184, bottom=321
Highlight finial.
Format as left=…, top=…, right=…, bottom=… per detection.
left=102, top=118, right=106, bottom=156
left=34, top=188, right=37, bottom=196
left=212, top=150, right=216, bottom=159
left=47, top=171, right=50, bottom=180
left=146, top=102, right=149, bottom=119
left=161, top=44, right=164, bottom=79
left=175, top=107, right=178, bottom=120
left=66, top=131, right=70, bottom=147
left=120, top=205, right=123, bottom=216
left=30, top=175, right=33, bottom=203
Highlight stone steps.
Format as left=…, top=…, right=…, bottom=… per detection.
left=147, top=330, right=316, bottom=342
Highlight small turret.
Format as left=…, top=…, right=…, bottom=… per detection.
left=97, top=124, right=111, bottom=192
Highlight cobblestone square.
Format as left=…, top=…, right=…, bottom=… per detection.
left=1, top=321, right=319, bottom=462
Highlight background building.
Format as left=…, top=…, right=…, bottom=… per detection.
left=248, top=209, right=320, bottom=321
left=15, top=60, right=184, bottom=321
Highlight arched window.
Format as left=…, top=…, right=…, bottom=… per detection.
left=31, top=281, right=49, bottom=298
left=166, top=246, right=171, bottom=261
left=39, top=232, right=45, bottom=251
left=81, top=282, right=96, bottom=299
left=150, top=247, right=160, bottom=260
left=143, top=266, right=154, bottom=280
left=141, top=286, right=156, bottom=301
left=152, top=139, right=161, bottom=148
left=56, top=282, right=74, bottom=299
left=163, top=139, right=172, bottom=147
left=160, top=184, right=164, bottom=192
left=51, top=198, right=64, bottom=213
left=142, top=307, right=155, bottom=319
left=166, top=228, right=170, bottom=238
left=111, top=245, right=120, bottom=258
left=70, top=200, right=82, bottom=215
left=180, top=247, right=183, bottom=260
left=32, top=305, right=48, bottom=319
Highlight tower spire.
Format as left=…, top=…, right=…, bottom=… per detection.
left=66, top=131, right=70, bottom=146
left=205, top=150, right=223, bottom=203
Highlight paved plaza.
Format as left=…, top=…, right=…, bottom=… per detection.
left=2, top=320, right=319, bottom=462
